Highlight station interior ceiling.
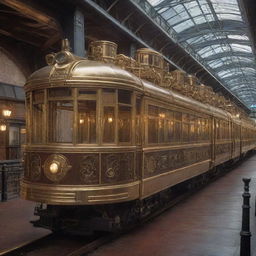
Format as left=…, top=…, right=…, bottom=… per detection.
left=0, top=0, right=256, bottom=113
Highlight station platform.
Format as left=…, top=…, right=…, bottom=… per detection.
left=0, top=199, right=50, bottom=252
left=89, top=154, right=256, bottom=256
left=1, top=154, right=256, bottom=255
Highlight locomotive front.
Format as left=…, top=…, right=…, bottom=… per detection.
left=21, top=40, right=143, bottom=210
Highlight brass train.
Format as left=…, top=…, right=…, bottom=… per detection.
left=21, top=39, right=256, bottom=233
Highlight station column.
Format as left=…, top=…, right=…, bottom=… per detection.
left=62, top=7, right=85, bottom=57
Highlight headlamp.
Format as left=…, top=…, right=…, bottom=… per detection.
left=49, top=162, right=59, bottom=174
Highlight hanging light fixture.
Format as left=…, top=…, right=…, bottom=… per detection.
left=0, top=124, right=6, bottom=131
left=2, top=109, right=12, bottom=117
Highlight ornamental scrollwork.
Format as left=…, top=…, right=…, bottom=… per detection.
left=105, top=154, right=120, bottom=179
left=80, top=155, right=98, bottom=184
left=30, top=154, right=41, bottom=181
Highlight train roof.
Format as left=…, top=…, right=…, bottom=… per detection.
left=25, top=58, right=143, bottom=92
left=142, top=79, right=230, bottom=120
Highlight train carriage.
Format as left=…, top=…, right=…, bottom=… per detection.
left=21, top=39, right=256, bottom=233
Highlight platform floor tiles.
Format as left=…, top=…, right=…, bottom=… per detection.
left=90, top=155, right=256, bottom=256
left=1, top=155, right=256, bottom=255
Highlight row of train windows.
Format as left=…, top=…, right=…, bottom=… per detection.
left=242, top=128, right=255, bottom=139
left=29, top=88, right=246, bottom=144
left=147, top=105, right=209, bottom=143
left=30, top=88, right=133, bottom=144
left=216, top=120, right=229, bottom=140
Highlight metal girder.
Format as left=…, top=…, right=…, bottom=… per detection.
left=178, top=29, right=247, bottom=43
left=214, top=63, right=256, bottom=73
left=203, top=51, right=254, bottom=62
left=192, top=38, right=251, bottom=50
left=154, top=0, right=193, bottom=10
left=82, top=0, right=181, bottom=69
left=208, top=56, right=254, bottom=64
left=82, top=0, right=252, bottom=112
left=232, top=85, right=256, bottom=91
left=177, top=20, right=247, bottom=39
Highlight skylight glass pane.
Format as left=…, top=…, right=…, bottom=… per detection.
left=231, top=44, right=252, bottom=52
left=147, top=0, right=164, bottom=6
left=217, top=13, right=242, bottom=21
left=187, top=6, right=202, bottom=17
left=193, top=15, right=206, bottom=25
left=158, top=7, right=169, bottom=14
left=197, top=46, right=212, bottom=55
left=173, top=20, right=194, bottom=32
left=208, top=61, right=224, bottom=68
left=227, top=35, right=249, bottom=40
left=162, top=9, right=177, bottom=20
left=146, top=0, right=256, bottom=108
left=173, top=5, right=185, bottom=14
left=183, top=1, right=198, bottom=10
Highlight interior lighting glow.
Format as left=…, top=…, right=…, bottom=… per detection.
left=0, top=124, right=6, bottom=131
left=108, top=117, right=113, bottom=123
left=49, top=162, right=59, bottom=174
left=2, top=109, right=12, bottom=117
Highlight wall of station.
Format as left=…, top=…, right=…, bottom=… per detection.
left=0, top=49, right=26, bottom=86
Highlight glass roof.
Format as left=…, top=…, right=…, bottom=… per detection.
left=147, top=0, right=256, bottom=109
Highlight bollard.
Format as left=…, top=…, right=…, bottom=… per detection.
left=240, top=178, right=251, bottom=256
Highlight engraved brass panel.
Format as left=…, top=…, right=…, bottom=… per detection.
left=144, top=146, right=210, bottom=178
left=101, top=153, right=134, bottom=184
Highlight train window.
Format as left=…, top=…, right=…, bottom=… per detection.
left=48, top=101, right=73, bottom=143
left=32, top=90, right=44, bottom=143
left=158, top=109, right=165, bottom=143
left=148, top=105, right=159, bottom=143
left=173, top=111, right=181, bottom=142
left=148, top=118, right=158, bottom=143
left=140, top=54, right=148, bottom=64
left=174, top=112, right=182, bottom=121
left=174, top=122, right=181, bottom=142
left=166, top=111, right=174, bottom=142
left=32, top=103, right=44, bottom=143
left=103, top=106, right=115, bottom=143
left=118, top=90, right=131, bottom=104
left=154, top=56, right=160, bottom=67
left=190, top=115, right=196, bottom=141
left=136, top=98, right=141, bottom=145
left=102, top=89, right=115, bottom=105
left=49, top=88, right=72, bottom=97
left=182, top=113, right=190, bottom=142
left=182, top=123, right=189, bottom=142
left=77, top=101, right=96, bottom=143
left=79, top=90, right=96, bottom=96
left=148, top=54, right=153, bottom=65
left=33, top=90, right=44, bottom=103
left=118, top=106, right=131, bottom=143
left=148, top=105, right=158, bottom=117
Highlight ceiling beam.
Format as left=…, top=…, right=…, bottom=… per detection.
left=0, top=0, right=61, bottom=31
